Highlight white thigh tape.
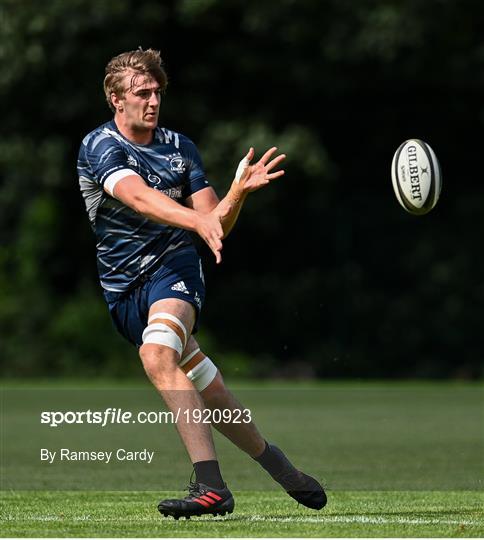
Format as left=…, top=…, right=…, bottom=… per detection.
left=148, top=312, right=188, bottom=344
left=142, top=323, right=183, bottom=355
left=186, top=357, right=217, bottom=391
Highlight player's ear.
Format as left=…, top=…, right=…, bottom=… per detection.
left=111, top=92, right=124, bottom=113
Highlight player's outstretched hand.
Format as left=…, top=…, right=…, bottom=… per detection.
left=234, top=147, right=286, bottom=192
left=195, top=205, right=232, bottom=264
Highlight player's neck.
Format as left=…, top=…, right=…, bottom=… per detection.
left=114, top=116, right=154, bottom=145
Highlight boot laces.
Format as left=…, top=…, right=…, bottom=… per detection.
left=185, top=470, right=204, bottom=499
left=186, top=481, right=203, bottom=499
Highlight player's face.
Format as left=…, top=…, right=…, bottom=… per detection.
left=118, top=73, right=162, bottom=133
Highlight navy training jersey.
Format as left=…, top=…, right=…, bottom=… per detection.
left=77, top=120, right=210, bottom=292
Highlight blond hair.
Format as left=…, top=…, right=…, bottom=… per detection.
left=103, top=48, right=168, bottom=112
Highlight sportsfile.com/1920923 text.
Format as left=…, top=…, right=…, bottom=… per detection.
left=40, top=408, right=252, bottom=427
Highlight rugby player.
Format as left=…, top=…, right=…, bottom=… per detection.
left=78, top=48, right=326, bottom=520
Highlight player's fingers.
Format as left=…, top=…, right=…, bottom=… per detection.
left=206, top=235, right=222, bottom=264
left=246, top=147, right=255, bottom=162
left=211, top=240, right=222, bottom=264
left=266, top=154, right=286, bottom=171
left=266, top=170, right=285, bottom=180
left=258, top=146, right=278, bottom=165
left=212, top=227, right=223, bottom=245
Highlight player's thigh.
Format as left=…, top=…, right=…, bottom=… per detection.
left=149, top=298, right=196, bottom=333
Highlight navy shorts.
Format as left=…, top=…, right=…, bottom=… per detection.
left=103, top=247, right=206, bottom=347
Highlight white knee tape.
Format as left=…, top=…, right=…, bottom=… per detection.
left=179, top=347, right=200, bottom=368
left=142, top=323, right=183, bottom=355
left=185, top=357, right=218, bottom=391
left=148, top=312, right=188, bottom=344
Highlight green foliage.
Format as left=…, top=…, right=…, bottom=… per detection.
left=0, top=0, right=482, bottom=377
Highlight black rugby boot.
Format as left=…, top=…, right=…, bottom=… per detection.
left=258, top=443, right=327, bottom=510
left=276, top=468, right=327, bottom=510
left=158, top=482, right=234, bottom=520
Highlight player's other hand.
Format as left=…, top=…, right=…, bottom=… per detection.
left=234, top=147, right=286, bottom=193
left=195, top=206, right=231, bottom=264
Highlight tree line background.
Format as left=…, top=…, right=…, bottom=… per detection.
left=1, top=0, right=482, bottom=379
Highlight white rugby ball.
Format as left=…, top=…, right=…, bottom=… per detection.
left=391, top=139, right=442, bottom=215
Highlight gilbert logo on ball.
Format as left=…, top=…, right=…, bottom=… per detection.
left=391, top=139, right=442, bottom=215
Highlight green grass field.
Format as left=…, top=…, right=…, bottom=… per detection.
left=1, top=380, right=483, bottom=537
left=2, top=490, right=483, bottom=537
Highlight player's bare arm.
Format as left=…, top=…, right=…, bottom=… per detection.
left=186, top=147, right=286, bottom=238
left=111, top=174, right=227, bottom=263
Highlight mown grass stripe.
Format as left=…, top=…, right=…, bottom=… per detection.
left=246, top=515, right=481, bottom=526
left=4, top=513, right=481, bottom=527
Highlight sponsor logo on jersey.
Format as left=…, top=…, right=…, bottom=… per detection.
left=170, top=155, right=186, bottom=173
left=162, top=186, right=182, bottom=199
left=148, top=173, right=162, bottom=185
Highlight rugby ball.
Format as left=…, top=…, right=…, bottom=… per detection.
left=391, top=139, right=442, bottom=215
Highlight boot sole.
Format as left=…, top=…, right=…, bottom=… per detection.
left=158, top=498, right=234, bottom=520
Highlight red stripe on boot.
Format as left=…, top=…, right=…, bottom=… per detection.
left=206, top=491, right=222, bottom=501
left=193, top=498, right=210, bottom=508
left=200, top=495, right=217, bottom=503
